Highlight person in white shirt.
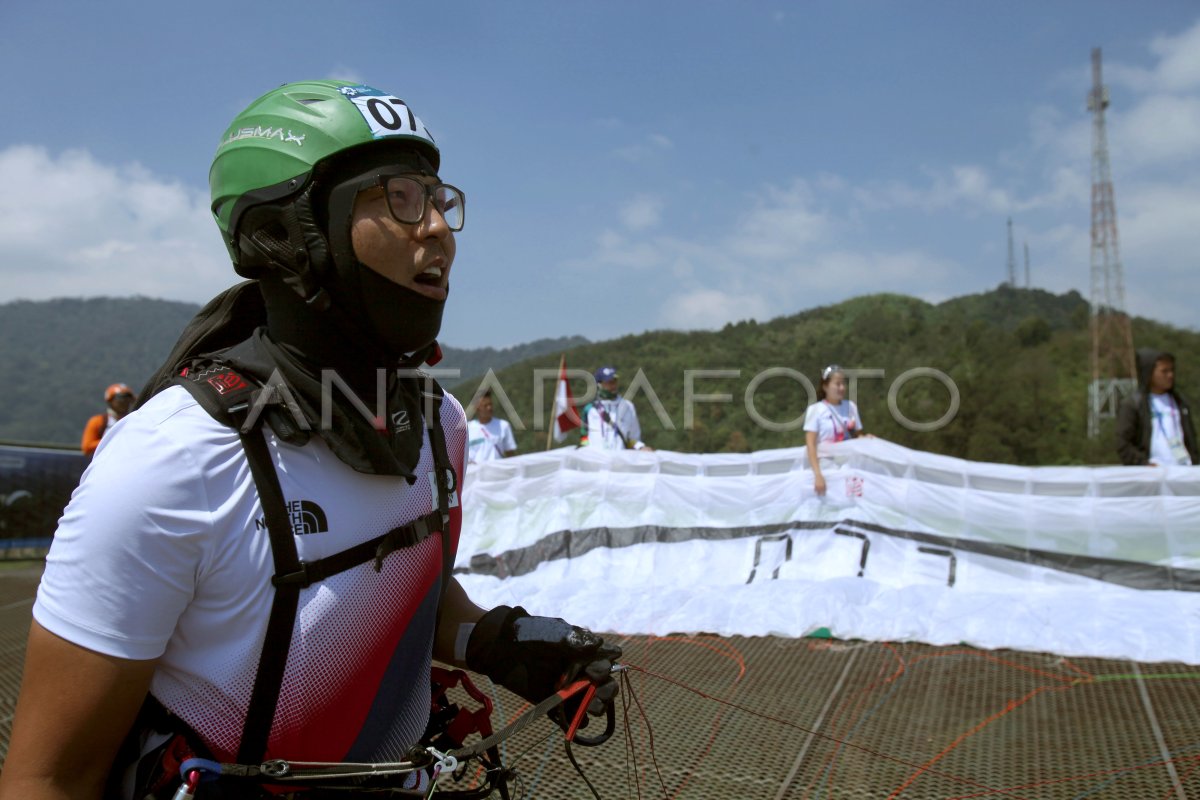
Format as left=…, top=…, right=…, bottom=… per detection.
left=804, top=364, right=866, bottom=496
left=467, top=391, right=517, bottom=462
left=581, top=365, right=653, bottom=451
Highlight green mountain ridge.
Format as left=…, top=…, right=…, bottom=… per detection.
left=2, top=288, right=1193, bottom=464
left=445, top=286, right=1199, bottom=466
left=0, top=296, right=586, bottom=444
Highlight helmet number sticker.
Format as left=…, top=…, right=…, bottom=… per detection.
left=339, top=85, right=432, bottom=142
left=365, top=97, right=416, bottom=132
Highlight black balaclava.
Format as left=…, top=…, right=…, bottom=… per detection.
left=315, top=145, right=447, bottom=362
left=229, top=142, right=450, bottom=480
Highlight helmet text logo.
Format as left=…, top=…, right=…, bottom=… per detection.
left=221, top=126, right=306, bottom=148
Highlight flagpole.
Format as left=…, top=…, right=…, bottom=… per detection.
left=546, top=354, right=564, bottom=451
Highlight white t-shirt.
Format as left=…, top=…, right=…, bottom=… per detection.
left=1149, top=392, right=1192, bottom=466
left=467, top=417, right=517, bottom=462
left=34, top=384, right=468, bottom=765
left=803, top=399, right=863, bottom=444
left=583, top=396, right=644, bottom=450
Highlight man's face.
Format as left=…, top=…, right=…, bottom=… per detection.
left=1150, top=359, right=1175, bottom=394
left=476, top=395, right=494, bottom=423
left=108, top=393, right=134, bottom=416
left=349, top=174, right=455, bottom=299
left=600, top=378, right=619, bottom=394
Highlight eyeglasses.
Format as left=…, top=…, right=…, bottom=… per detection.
left=360, top=174, right=466, bottom=231
left=821, top=364, right=843, bottom=380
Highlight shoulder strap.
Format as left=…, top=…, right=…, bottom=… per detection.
left=173, top=362, right=262, bottom=430
left=236, top=425, right=300, bottom=765
left=171, top=363, right=299, bottom=764
left=425, top=384, right=457, bottom=628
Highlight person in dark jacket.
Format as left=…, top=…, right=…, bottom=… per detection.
left=1115, top=348, right=1197, bottom=466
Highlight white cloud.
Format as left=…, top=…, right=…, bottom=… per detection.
left=806, top=250, right=958, bottom=297
left=1028, top=104, right=1088, bottom=162
left=620, top=194, right=664, bottom=231
left=658, top=289, right=772, bottom=330
left=328, top=64, right=365, bottom=84
left=1017, top=166, right=1088, bottom=213
left=1148, top=19, right=1200, bottom=93
left=1115, top=93, right=1200, bottom=167
left=613, top=133, right=674, bottom=162
left=851, top=165, right=1013, bottom=215
left=572, top=172, right=967, bottom=332
left=0, top=145, right=231, bottom=303
left=1120, top=183, right=1200, bottom=276
left=588, top=228, right=677, bottom=271
left=733, top=179, right=833, bottom=260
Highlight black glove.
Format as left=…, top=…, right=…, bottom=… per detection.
left=466, top=605, right=621, bottom=730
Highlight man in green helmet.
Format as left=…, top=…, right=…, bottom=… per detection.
left=1, top=81, right=619, bottom=799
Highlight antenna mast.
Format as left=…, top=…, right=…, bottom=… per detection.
left=1024, top=242, right=1030, bottom=288
left=1087, top=47, right=1136, bottom=438
left=1006, top=218, right=1016, bottom=286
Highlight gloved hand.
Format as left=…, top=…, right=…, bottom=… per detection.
left=466, top=605, right=621, bottom=730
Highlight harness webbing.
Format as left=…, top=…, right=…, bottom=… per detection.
left=236, top=425, right=301, bottom=765
left=271, top=509, right=445, bottom=588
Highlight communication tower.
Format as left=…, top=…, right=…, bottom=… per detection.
left=1024, top=242, right=1030, bottom=288
left=1006, top=218, right=1016, bottom=286
left=1086, top=47, right=1136, bottom=438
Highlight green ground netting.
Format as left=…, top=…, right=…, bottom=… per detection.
left=2, top=565, right=1197, bottom=798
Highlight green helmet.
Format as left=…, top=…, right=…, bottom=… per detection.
left=209, top=80, right=440, bottom=275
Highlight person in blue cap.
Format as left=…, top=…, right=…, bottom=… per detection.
left=581, top=365, right=652, bottom=451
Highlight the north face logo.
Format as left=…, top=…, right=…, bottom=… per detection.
left=256, top=499, right=328, bottom=536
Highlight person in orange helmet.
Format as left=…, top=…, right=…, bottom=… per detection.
left=80, top=383, right=136, bottom=457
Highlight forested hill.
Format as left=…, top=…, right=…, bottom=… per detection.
left=3, top=288, right=1194, bottom=463
left=438, top=337, right=588, bottom=384
left=446, top=287, right=1200, bottom=466
left=0, top=297, right=199, bottom=444
left=0, top=296, right=585, bottom=444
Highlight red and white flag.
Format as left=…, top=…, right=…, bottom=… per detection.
left=552, top=355, right=582, bottom=442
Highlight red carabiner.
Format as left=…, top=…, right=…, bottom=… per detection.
left=561, top=680, right=597, bottom=742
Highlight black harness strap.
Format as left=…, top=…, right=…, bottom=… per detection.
left=271, top=509, right=444, bottom=588
left=236, top=426, right=301, bottom=766
left=426, top=389, right=457, bottom=625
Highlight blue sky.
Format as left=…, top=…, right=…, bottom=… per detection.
left=1, top=2, right=1197, bottom=348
